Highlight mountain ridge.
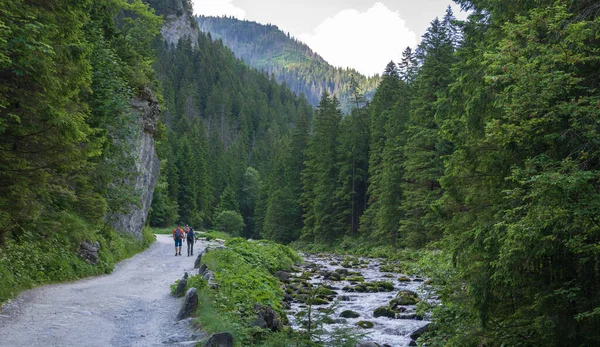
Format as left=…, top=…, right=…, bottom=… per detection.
left=196, top=15, right=381, bottom=112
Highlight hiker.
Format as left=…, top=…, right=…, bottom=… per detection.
left=184, top=225, right=190, bottom=239
left=186, top=226, right=196, bottom=257
left=173, top=225, right=184, bottom=256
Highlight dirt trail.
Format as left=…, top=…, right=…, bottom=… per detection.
left=0, top=234, right=204, bottom=347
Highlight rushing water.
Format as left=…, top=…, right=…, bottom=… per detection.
left=286, top=254, right=433, bottom=347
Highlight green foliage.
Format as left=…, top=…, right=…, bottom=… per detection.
left=301, top=92, right=344, bottom=245
left=193, top=238, right=301, bottom=345
left=215, top=210, right=245, bottom=236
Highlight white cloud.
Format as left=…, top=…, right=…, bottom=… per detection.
left=298, top=2, right=417, bottom=77
left=191, top=0, right=246, bottom=19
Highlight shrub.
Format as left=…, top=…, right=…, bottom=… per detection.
left=215, top=210, right=245, bottom=235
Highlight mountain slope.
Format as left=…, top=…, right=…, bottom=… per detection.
left=196, top=15, right=380, bottom=112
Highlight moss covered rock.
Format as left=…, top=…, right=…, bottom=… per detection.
left=357, top=320, right=374, bottom=329
left=390, top=290, right=420, bottom=306
left=340, top=310, right=360, bottom=318
left=306, top=297, right=329, bottom=305
left=373, top=306, right=396, bottom=318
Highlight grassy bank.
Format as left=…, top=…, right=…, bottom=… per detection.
left=0, top=218, right=155, bottom=304
left=177, top=235, right=312, bottom=345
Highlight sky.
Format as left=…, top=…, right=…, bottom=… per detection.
left=191, top=0, right=468, bottom=77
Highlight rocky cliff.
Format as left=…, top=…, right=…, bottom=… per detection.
left=161, top=14, right=199, bottom=48
left=110, top=88, right=161, bottom=238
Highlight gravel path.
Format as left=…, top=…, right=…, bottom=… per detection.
left=0, top=234, right=205, bottom=347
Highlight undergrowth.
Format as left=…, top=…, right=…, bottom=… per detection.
left=181, top=237, right=367, bottom=346
left=0, top=214, right=155, bottom=304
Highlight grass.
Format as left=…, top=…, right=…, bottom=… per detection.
left=0, top=214, right=155, bottom=304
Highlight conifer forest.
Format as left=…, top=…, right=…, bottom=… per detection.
left=1, top=0, right=599, bottom=345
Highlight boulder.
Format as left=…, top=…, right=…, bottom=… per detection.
left=251, top=305, right=283, bottom=332
left=357, top=320, right=374, bottom=329
left=203, top=270, right=214, bottom=281
left=78, top=241, right=100, bottom=265
left=198, top=263, right=208, bottom=276
left=203, top=332, right=233, bottom=347
left=340, top=310, right=360, bottom=318
left=356, top=342, right=381, bottom=347
left=335, top=268, right=349, bottom=275
left=174, top=274, right=188, bottom=297
left=373, top=306, right=396, bottom=319
left=194, top=252, right=203, bottom=268
left=176, top=288, right=198, bottom=320
left=329, top=272, right=342, bottom=281
left=391, top=290, right=420, bottom=306
left=409, top=341, right=417, bottom=347
left=274, top=271, right=290, bottom=283
left=410, top=323, right=431, bottom=340
left=306, top=297, right=329, bottom=305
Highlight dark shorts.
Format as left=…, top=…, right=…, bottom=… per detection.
left=174, top=239, right=182, bottom=247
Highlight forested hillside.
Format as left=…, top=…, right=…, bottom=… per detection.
left=196, top=16, right=380, bottom=113
left=0, top=0, right=160, bottom=301
left=145, top=1, right=313, bottom=241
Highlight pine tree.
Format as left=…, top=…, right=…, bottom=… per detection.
left=400, top=17, right=455, bottom=247
left=360, top=62, right=401, bottom=236
left=301, top=92, right=343, bottom=245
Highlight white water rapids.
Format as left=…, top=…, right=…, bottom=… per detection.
left=287, top=254, right=433, bottom=347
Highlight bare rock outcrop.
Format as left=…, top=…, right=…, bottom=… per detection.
left=161, top=14, right=198, bottom=48
left=109, top=88, right=160, bottom=239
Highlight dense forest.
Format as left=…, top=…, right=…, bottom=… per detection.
left=196, top=15, right=380, bottom=113
left=146, top=3, right=314, bottom=241
left=157, top=1, right=600, bottom=345
left=0, top=0, right=160, bottom=301
left=1, top=0, right=599, bottom=345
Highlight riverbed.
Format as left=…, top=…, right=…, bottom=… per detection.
left=285, top=254, right=433, bottom=346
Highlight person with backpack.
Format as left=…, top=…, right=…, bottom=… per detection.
left=173, top=225, right=184, bottom=256
left=186, top=226, right=195, bottom=257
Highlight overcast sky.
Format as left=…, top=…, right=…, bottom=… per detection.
left=191, top=0, right=468, bottom=76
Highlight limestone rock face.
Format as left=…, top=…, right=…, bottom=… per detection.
left=110, top=88, right=160, bottom=239
left=161, top=14, right=198, bottom=48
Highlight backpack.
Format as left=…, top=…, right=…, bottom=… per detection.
left=186, top=229, right=195, bottom=241
left=174, top=228, right=182, bottom=240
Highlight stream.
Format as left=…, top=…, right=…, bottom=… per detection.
left=284, top=254, right=433, bottom=347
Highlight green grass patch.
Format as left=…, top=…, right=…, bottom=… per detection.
left=0, top=213, right=155, bottom=304
left=148, top=226, right=173, bottom=235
